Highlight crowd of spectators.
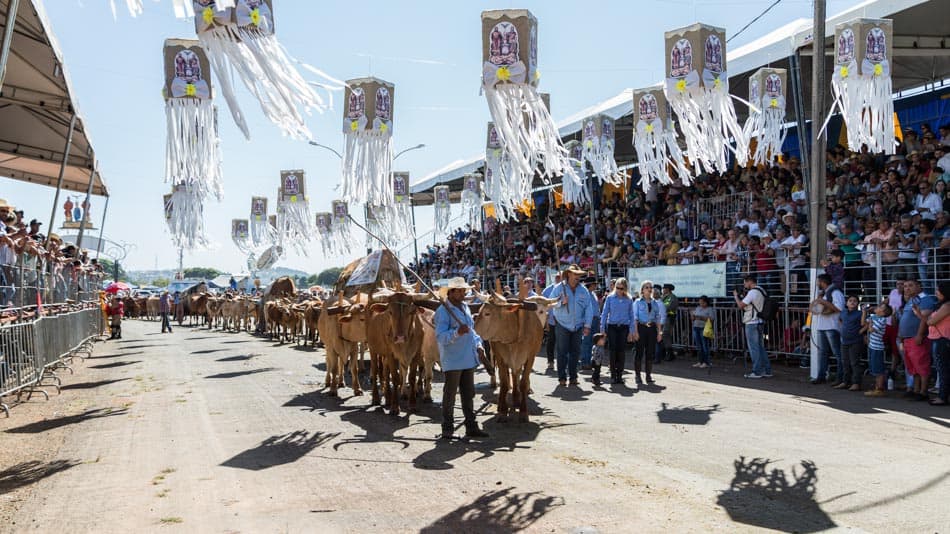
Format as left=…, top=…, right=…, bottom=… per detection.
left=412, top=124, right=950, bottom=300
left=0, top=197, right=104, bottom=314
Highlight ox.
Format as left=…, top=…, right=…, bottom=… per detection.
left=365, top=289, right=436, bottom=414
left=318, top=295, right=368, bottom=397
left=474, top=292, right=557, bottom=422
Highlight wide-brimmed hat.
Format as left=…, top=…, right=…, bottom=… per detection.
left=563, top=264, right=586, bottom=276
left=438, top=277, right=472, bottom=299
left=0, top=198, right=12, bottom=209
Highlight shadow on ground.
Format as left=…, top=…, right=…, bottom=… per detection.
left=89, top=361, right=141, bottom=370
left=61, top=378, right=130, bottom=391
left=716, top=456, right=836, bottom=533
left=215, top=354, right=259, bottom=362
left=221, top=430, right=340, bottom=471
left=420, top=487, right=564, bottom=533
left=191, top=348, right=227, bottom=355
left=204, top=368, right=275, bottom=379
left=0, top=460, right=81, bottom=495
left=4, top=408, right=129, bottom=434
left=656, top=403, right=721, bottom=425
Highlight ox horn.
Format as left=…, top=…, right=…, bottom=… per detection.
left=494, top=278, right=503, bottom=295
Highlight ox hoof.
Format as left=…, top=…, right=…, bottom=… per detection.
left=422, top=396, right=433, bottom=404
left=518, top=413, right=529, bottom=423
left=326, top=390, right=338, bottom=397
left=353, top=390, right=364, bottom=396
left=496, top=415, right=510, bottom=423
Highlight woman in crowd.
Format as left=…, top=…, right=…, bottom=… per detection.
left=925, top=281, right=950, bottom=405
left=690, top=296, right=715, bottom=369
left=599, top=277, right=634, bottom=385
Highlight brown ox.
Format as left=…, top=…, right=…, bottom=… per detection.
left=474, top=293, right=557, bottom=422
left=260, top=277, right=296, bottom=334
left=365, top=290, right=435, bottom=414
left=146, top=296, right=160, bottom=321
left=317, top=295, right=368, bottom=397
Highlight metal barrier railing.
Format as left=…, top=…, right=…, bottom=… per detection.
left=1, top=255, right=103, bottom=311
left=0, top=306, right=100, bottom=416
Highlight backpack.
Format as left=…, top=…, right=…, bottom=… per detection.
left=750, top=287, right=778, bottom=322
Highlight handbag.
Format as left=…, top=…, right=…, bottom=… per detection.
left=703, top=318, right=714, bottom=339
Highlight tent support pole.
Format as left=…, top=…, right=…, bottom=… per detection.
left=75, top=160, right=97, bottom=251
left=95, top=196, right=110, bottom=258
left=0, top=0, right=20, bottom=91
left=789, top=50, right=810, bottom=181
left=45, top=113, right=78, bottom=247
left=808, top=0, right=828, bottom=380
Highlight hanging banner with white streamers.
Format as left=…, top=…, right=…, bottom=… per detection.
left=162, top=39, right=220, bottom=249
left=342, top=78, right=395, bottom=208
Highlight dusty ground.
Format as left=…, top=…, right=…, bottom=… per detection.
left=2, top=318, right=949, bottom=533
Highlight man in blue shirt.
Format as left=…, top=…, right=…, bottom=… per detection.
left=435, top=277, right=489, bottom=441
left=600, top=278, right=634, bottom=384
left=549, top=265, right=595, bottom=386
left=632, top=280, right=665, bottom=386
left=541, top=273, right=561, bottom=370
left=898, top=279, right=937, bottom=400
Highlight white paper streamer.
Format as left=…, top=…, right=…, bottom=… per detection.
left=561, top=141, right=590, bottom=205
left=342, top=130, right=393, bottom=207
left=195, top=2, right=340, bottom=140
left=165, top=98, right=222, bottom=202
left=434, top=185, right=451, bottom=236
left=165, top=185, right=208, bottom=250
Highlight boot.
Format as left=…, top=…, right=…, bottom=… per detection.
left=465, top=424, right=489, bottom=438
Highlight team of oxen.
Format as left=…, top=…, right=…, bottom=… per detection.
left=123, top=277, right=557, bottom=422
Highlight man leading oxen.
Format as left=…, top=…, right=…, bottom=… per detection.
left=435, top=278, right=489, bottom=441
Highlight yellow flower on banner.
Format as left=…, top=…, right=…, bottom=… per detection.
left=840, top=65, right=849, bottom=78
left=250, top=8, right=261, bottom=26
left=185, top=83, right=196, bottom=97
left=873, top=63, right=883, bottom=76
left=350, top=120, right=359, bottom=132
left=676, top=79, right=687, bottom=93
left=585, top=139, right=593, bottom=149
left=255, top=215, right=261, bottom=222
left=496, top=66, right=511, bottom=82
left=290, top=195, right=298, bottom=203
left=202, top=6, right=214, bottom=25
left=379, top=122, right=388, bottom=133
left=534, top=70, right=541, bottom=82
left=770, top=98, right=778, bottom=108
left=645, top=123, right=654, bottom=133
left=713, top=77, right=721, bottom=89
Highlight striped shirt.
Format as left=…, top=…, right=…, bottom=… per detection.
left=868, top=314, right=886, bottom=351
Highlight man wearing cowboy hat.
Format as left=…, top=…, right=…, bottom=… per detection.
left=434, top=277, right=489, bottom=441
left=549, top=265, right=595, bottom=387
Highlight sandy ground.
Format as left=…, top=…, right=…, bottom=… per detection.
left=2, top=318, right=949, bottom=533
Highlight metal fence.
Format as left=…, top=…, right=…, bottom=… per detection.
left=1, top=255, right=103, bottom=311
left=0, top=306, right=101, bottom=416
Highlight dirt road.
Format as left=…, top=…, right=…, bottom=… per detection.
left=2, top=319, right=949, bottom=532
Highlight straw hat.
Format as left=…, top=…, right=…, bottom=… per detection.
left=0, top=198, right=12, bottom=209
left=563, top=264, right=586, bottom=276
left=438, top=276, right=472, bottom=299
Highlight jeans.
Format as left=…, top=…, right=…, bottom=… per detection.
left=442, top=368, right=477, bottom=434
left=935, top=338, right=950, bottom=402
left=606, top=324, right=629, bottom=382
left=841, top=342, right=864, bottom=385
left=160, top=312, right=172, bottom=332
left=635, top=324, right=658, bottom=379
left=816, top=329, right=843, bottom=382
left=545, top=323, right=556, bottom=364
left=555, top=324, right=583, bottom=382
left=745, top=323, right=771, bottom=376
left=692, top=326, right=710, bottom=365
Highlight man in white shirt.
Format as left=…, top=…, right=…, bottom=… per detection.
left=914, top=182, right=942, bottom=221
left=810, top=274, right=845, bottom=385
left=733, top=274, right=772, bottom=379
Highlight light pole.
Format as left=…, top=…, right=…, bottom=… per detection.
left=307, top=140, right=343, bottom=160
left=394, top=143, right=425, bottom=161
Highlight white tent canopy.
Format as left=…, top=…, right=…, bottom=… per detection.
left=410, top=0, right=947, bottom=198
left=0, top=0, right=107, bottom=197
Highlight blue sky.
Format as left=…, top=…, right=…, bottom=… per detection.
left=5, top=0, right=856, bottom=274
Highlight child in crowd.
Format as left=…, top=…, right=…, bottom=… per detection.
left=107, top=296, right=124, bottom=340
left=862, top=302, right=893, bottom=397
left=590, top=333, right=607, bottom=386
left=837, top=296, right=864, bottom=391
left=822, top=249, right=846, bottom=290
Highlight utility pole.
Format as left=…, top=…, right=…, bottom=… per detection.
left=808, top=0, right=827, bottom=380
left=178, top=247, right=184, bottom=279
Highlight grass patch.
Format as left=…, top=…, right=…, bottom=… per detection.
left=159, top=517, right=183, bottom=524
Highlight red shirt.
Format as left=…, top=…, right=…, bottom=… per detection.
left=107, top=302, right=124, bottom=317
